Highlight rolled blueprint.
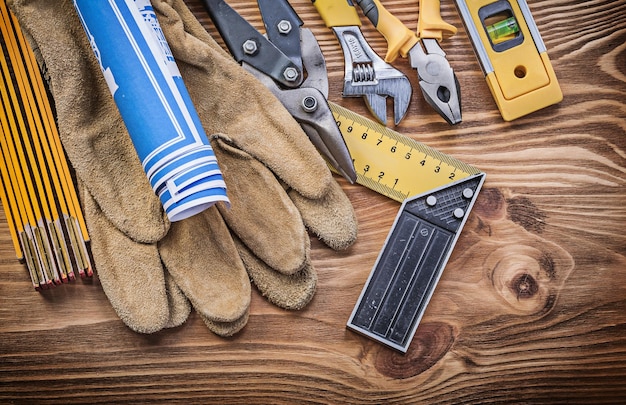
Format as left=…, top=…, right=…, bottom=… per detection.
left=73, top=0, right=229, bottom=221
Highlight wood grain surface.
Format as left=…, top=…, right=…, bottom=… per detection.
left=1, top=0, right=625, bottom=403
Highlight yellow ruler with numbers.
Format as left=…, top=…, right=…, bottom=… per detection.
left=329, top=102, right=482, bottom=202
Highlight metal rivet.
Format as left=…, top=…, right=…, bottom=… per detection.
left=426, top=195, right=437, bottom=206
left=277, top=20, right=292, bottom=35
left=453, top=208, right=465, bottom=219
left=242, top=39, right=258, bottom=55
left=426, top=61, right=440, bottom=77
left=462, top=187, right=474, bottom=199
left=301, top=96, right=318, bottom=112
left=283, top=67, right=299, bottom=82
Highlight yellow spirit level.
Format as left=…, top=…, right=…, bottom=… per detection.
left=454, top=0, right=562, bottom=121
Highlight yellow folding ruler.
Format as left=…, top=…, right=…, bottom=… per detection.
left=330, top=102, right=485, bottom=353
left=0, top=0, right=92, bottom=290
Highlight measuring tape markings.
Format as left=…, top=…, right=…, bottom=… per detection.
left=329, top=102, right=481, bottom=203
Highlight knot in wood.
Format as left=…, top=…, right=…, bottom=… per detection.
left=473, top=188, right=506, bottom=220
left=510, top=273, right=539, bottom=298
left=373, top=322, right=455, bottom=379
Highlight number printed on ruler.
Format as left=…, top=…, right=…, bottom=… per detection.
left=330, top=103, right=481, bottom=202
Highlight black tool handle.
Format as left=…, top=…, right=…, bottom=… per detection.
left=257, top=0, right=303, bottom=71
left=353, top=0, right=380, bottom=26
left=200, top=0, right=301, bottom=88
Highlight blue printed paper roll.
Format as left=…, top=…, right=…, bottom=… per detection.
left=73, top=0, right=229, bottom=221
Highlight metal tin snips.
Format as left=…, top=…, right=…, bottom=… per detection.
left=354, top=0, right=462, bottom=125
left=200, top=0, right=357, bottom=183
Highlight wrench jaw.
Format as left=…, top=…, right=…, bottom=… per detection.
left=409, top=38, right=462, bottom=125
left=332, top=26, right=412, bottom=126
left=356, top=77, right=412, bottom=126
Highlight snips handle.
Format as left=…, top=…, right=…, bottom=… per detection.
left=201, top=0, right=302, bottom=88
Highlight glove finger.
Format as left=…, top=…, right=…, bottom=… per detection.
left=158, top=206, right=251, bottom=324
left=212, top=135, right=308, bottom=275
left=199, top=310, right=249, bottom=338
left=288, top=179, right=358, bottom=251
left=148, top=0, right=231, bottom=58
left=233, top=235, right=317, bottom=311
left=152, top=0, right=333, bottom=201
left=163, top=270, right=192, bottom=329
left=9, top=0, right=168, bottom=243
left=80, top=183, right=170, bottom=334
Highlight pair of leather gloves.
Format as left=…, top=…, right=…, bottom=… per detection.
left=9, top=0, right=357, bottom=336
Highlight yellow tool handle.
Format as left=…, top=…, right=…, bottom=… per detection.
left=354, top=0, right=418, bottom=62
left=312, top=0, right=362, bottom=28
left=417, top=0, right=457, bottom=41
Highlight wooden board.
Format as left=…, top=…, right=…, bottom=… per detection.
left=1, top=0, right=625, bottom=402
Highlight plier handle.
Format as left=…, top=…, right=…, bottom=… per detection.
left=200, top=0, right=356, bottom=183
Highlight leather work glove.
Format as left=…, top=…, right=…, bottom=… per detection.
left=9, top=0, right=357, bottom=336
